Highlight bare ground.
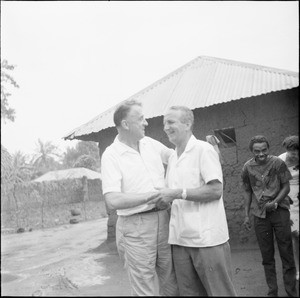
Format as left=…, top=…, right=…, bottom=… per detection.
left=1, top=218, right=298, bottom=296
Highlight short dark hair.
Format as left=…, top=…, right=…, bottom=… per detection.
left=113, top=99, right=142, bottom=127
left=249, top=135, right=269, bottom=151
left=282, top=135, right=299, bottom=151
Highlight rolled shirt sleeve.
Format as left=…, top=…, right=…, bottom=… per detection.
left=199, top=144, right=223, bottom=184
left=241, top=165, right=252, bottom=192
left=101, top=150, right=122, bottom=195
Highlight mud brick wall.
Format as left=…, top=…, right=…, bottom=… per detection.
left=1, top=178, right=107, bottom=232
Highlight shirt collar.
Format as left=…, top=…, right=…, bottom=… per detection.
left=175, top=134, right=197, bottom=156
left=248, top=155, right=272, bottom=166
left=114, top=135, right=146, bottom=155
left=184, top=134, right=197, bottom=153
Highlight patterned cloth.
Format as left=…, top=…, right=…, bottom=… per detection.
left=241, top=155, right=292, bottom=218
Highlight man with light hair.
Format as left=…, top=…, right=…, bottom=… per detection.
left=149, top=105, right=237, bottom=296
left=101, top=99, right=178, bottom=296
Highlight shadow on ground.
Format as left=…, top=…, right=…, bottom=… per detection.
left=87, top=240, right=118, bottom=255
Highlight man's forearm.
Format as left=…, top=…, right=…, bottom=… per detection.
left=185, top=181, right=223, bottom=202
left=273, top=182, right=290, bottom=204
left=244, top=191, right=252, bottom=217
left=104, top=191, right=157, bottom=210
left=160, top=180, right=223, bottom=203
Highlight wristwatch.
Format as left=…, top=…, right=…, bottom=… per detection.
left=181, top=188, right=187, bottom=200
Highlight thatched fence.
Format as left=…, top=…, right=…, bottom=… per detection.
left=1, top=177, right=107, bottom=233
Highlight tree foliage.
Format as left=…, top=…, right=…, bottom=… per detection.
left=1, top=145, right=13, bottom=183
left=10, top=151, right=33, bottom=183
left=62, top=141, right=100, bottom=170
left=1, top=148, right=32, bottom=188
left=31, top=139, right=62, bottom=177
left=73, top=154, right=97, bottom=171
left=76, top=141, right=99, bottom=159
left=62, top=146, right=80, bottom=169
left=1, top=59, right=19, bottom=123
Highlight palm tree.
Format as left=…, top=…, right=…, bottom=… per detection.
left=1, top=144, right=13, bottom=184
left=1, top=148, right=32, bottom=228
left=31, top=139, right=62, bottom=176
left=1, top=147, right=32, bottom=185
left=10, top=151, right=32, bottom=183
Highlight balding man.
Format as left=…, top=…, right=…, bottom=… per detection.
left=101, top=99, right=178, bottom=296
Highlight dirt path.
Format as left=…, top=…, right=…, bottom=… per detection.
left=1, top=218, right=298, bottom=296
left=1, top=218, right=129, bottom=296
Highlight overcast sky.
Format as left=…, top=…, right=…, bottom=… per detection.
left=1, top=1, right=299, bottom=158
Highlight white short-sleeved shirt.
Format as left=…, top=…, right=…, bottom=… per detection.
left=167, top=135, right=229, bottom=247
left=278, top=152, right=299, bottom=204
left=101, top=136, right=173, bottom=216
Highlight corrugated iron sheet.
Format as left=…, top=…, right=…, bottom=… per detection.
left=64, top=56, right=299, bottom=140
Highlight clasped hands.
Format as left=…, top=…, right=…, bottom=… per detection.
left=263, top=201, right=277, bottom=212
left=146, top=187, right=180, bottom=209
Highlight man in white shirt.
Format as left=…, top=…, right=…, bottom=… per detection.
left=101, top=99, right=178, bottom=296
left=149, top=105, right=237, bottom=296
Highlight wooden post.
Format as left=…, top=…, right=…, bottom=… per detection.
left=82, top=175, right=88, bottom=220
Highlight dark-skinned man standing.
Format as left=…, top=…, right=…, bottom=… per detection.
left=241, top=135, right=297, bottom=297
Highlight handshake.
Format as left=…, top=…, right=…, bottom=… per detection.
left=146, top=188, right=182, bottom=209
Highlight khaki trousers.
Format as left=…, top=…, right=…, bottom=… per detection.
left=116, top=209, right=179, bottom=296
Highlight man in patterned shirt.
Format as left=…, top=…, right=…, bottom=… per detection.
left=241, top=135, right=297, bottom=297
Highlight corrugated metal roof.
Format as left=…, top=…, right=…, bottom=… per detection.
left=64, top=56, right=299, bottom=140
left=34, top=167, right=101, bottom=182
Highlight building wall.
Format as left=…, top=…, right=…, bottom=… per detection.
left=97, top=87, right=298, bottom=245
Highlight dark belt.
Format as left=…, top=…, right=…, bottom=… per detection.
left=136, top=206, right=168, bottom=215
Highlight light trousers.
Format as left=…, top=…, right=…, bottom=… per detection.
left=116, top=209, right=179, bottom=296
